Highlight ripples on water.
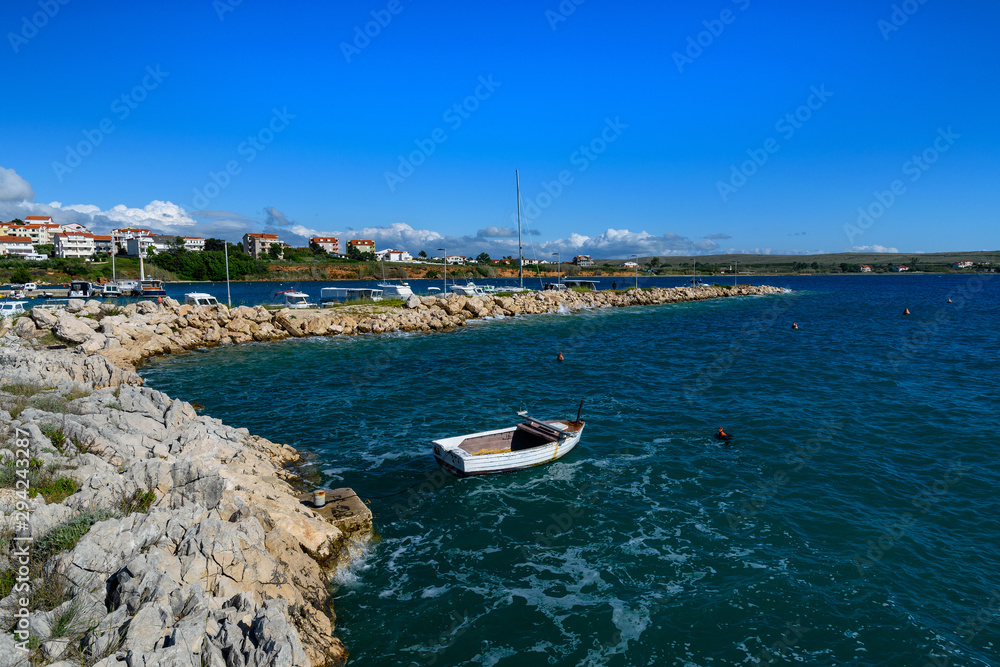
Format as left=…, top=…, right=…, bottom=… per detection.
left=140, top=276, right=1000, bottom=666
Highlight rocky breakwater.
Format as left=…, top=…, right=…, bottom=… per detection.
left=0, top=339, right=372, bottom=665
left=8, top=285, right=786, bottom=370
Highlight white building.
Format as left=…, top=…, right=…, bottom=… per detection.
left=445, top=255, right=467, bottom=265
left=93, top=234, right=113, bottom=255
left=376, top=248, right=412, bottom=262
left=573, top=255, right=594, bottom=266
left=310, top=236, right=340, bottom=254
left=182, top=236, right=205, bottom=252
left=6, top=223, right=63, bottom=245
left=127, top=234, right=198, bottom=256
left=53, top=232, right=96, bottom=259
left=517, top=258, right=542, bottom=267
left=622, top=261, right=639, bottom=268
left=243, top=232, right=281, bottom=259
left=347, top=239, right=376, bottom=256
left=0, top=236, right=35, bottom=257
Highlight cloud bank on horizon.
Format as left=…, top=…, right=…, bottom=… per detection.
left=0, top=166, right=902, bottom=258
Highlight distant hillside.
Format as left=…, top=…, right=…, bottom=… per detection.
left=591, top=250, right=999, bottom=274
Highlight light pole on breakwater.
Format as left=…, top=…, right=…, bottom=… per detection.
left=438, top=247, right=446, bottom=295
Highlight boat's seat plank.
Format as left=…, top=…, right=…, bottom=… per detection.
left=516, top=422, right=560, bottom=442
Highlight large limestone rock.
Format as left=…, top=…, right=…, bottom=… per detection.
left=13, top=316, right=36, bottom=338
left=54, top=312, right=98, bottom=344
left=31, top=306, right=59, bottom=328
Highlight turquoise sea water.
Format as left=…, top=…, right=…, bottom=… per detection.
left=139, top=275, right=1000, bottom=666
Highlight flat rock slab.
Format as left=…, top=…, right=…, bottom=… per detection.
left=299, top=488, right=373, bottom=536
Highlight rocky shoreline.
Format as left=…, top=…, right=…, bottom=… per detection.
left=0, top=284, right=784, bottom=666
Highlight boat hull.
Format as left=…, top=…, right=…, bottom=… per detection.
left=434, top=422, right=584, bottom=477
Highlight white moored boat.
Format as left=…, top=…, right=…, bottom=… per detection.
left=274, top=290, right=315, bottom=309
left=184, top=292, right=219, bottom=307
left=433, top=405, right=585, bottom=477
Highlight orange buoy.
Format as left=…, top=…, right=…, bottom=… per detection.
left=557, top=352, right=564, bottom=362
left=947, top=299, right=952, bottom=303
left=792, top=322, right=799, bottom=330
left=903, top=308, right=910, bottom=315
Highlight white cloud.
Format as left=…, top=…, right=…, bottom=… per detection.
left=534, top=228, right=721, bottom=257
left=289, top=224, right=320, bottom=239
left=851, top=244, right=899, bottom=253
left=0, top=167, right=35, bottom=202
left=334, top=222, right=445, bottom=249
left=103, top=201, right=195, bottom=227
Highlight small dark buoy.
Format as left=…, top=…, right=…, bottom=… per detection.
left=792, top=322, right=799, bottom=330
left=903, top=308, right=911, bottom=315
left=557, top=352, right=564, bottom=362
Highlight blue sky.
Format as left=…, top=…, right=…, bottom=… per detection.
left=1, top=0, right=997, bottom=257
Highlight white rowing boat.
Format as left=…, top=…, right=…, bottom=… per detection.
left=433, top=404, right=585, bottom=477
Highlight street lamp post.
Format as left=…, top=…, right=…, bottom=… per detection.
left=629, top=254, right=639, bottom=290
left=438, top=247, right=446, bottom=294
left=552, top=252, right=560, bottom=285
left=225, top=241, right=232, bottom=307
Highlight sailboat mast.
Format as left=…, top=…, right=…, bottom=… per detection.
left=516, top=169, right=523, bottom=289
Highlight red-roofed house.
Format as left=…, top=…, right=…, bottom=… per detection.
left=53, top=232, right=96, bottom=259
left=376, top=248, right=412, bottom=262
left=11, top=223, right=66, bottom=245
left=347, top=239, right=376, bottom=256
left=310, top=236, right=340, bottom=254
left=243, top=232, right=280, bottom=259
left=92, top=234, right=113, bottom=255
left=0, top=236, right=35, bottom=257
